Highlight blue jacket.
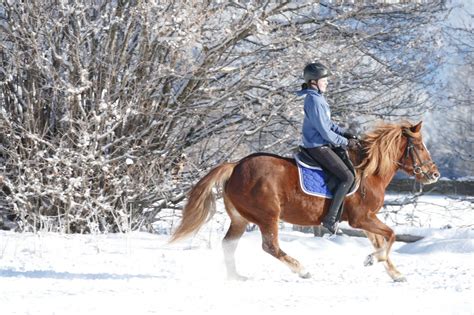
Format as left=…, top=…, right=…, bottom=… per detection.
left=298, top=88, right=348, bottom=149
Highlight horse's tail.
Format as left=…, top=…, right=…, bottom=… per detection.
left=169, top=162, right=237, bottom=243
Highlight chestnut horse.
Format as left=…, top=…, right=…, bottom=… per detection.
left=170, top=121, right=440, bottom=282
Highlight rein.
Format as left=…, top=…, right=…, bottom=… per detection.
left=353, top=141, right=367, bottom=199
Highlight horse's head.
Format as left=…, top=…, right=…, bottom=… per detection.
left=398, top=122, right=440, bottom=185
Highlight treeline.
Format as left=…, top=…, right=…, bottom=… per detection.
left=388, top=179, right=474, bottom=196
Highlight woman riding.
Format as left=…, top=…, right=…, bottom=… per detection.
left=298, top=62, right=359, bottom=234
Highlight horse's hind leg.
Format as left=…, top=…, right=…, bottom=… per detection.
left=364, top=231, right=406, bottom=282
left=222, top=196, right=249, bottom=280
left=259, top=220, right=311, bottom=279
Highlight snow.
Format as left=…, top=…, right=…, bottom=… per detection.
left=382, top=194, right=473, bottom=230
left=0, top=195, right=473, bottom=315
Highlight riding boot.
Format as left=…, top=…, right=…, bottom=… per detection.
left=322, top=182, right=351, bottom=234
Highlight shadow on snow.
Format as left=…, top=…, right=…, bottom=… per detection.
left=0, top=269, right=165, bottom=280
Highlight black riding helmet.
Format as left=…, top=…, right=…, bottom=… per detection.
left=303, top=62, right=331, bottom=82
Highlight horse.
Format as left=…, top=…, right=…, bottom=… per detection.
left=170, top=121, right=440, bottom=282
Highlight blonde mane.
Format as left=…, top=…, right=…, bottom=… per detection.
left=357, top=121, right=416, bottom=178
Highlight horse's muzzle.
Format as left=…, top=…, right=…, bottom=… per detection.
left=422, top=170, right=440, bottom=185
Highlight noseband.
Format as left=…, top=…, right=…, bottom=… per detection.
left=398, top=132, right=435, bottom=179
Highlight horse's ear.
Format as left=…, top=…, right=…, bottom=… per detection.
left=410, top=121, right=422, bottom=134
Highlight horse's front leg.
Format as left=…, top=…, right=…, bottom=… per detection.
left=363, top=230, right=388, bottom=264
left=364, top=231, right=406, bottom=282
left=351, top=214, right=406, bottom=282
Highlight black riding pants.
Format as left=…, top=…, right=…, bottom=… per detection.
left=306, top=146, right=355, bottom=192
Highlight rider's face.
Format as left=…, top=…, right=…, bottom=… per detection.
left=317, top=78, right=328, bottom=92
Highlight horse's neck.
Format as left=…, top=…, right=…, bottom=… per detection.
left=371, top=169, right=398, bottom=190
left=350, top=149, right=400, bottom=194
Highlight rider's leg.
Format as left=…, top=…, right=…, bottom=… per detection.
left=307, top=146, right=355, bottom=233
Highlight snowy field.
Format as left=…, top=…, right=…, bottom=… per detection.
left=0, top=195, right=473, bottom=315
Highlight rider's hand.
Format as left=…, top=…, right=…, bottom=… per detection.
left=343, top=132, right=358, bottom=140
left=347, top=138, right=360, bottom=150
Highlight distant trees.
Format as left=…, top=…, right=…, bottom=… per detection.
left=0, top=0, right=449, bottom=232
left=427, top=3, right=473, bottom=177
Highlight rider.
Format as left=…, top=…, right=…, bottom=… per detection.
left=298, top=62, right=359, bottom=234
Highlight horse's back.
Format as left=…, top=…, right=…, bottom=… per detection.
left=235, top=153, right=297, bottom=185
left=238, top=152, right=295, bottom=166
left=225, top=152, right=293, bottom=201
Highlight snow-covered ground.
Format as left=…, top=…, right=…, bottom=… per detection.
left=0, top=195, right=473, bottom=315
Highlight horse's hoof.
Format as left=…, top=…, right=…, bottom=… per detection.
left=299, top=271, right=312, bottom=279
left=296, top=267, right=312, bottom=279
left=364, top=254, right=375, bottom=267
left=393, top=275, right=407, bottom=282
left=227, top=274, right=249, bottom=281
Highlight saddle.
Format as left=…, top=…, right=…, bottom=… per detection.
left=294, top=146, right=358, bottom=198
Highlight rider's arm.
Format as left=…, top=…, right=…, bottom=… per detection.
left=305, top=96, right=348, bottom=147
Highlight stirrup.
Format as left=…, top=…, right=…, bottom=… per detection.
left=322, top=221, right=339, bottom=235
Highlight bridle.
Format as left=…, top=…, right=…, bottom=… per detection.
left=358, top=130, right=437, bottom=198
left=397, top=132, right=436, bottom=179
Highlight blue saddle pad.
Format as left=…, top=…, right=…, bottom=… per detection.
left=295, top=155, right=334, bottom=198
left=294, top=155, right=358, bottom=199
